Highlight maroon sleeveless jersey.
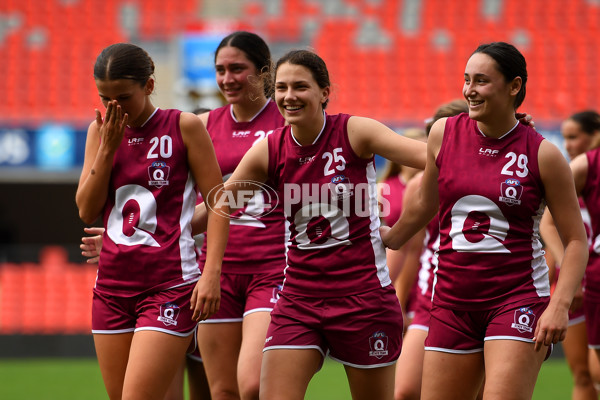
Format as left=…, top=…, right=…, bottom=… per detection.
left=582, top=148, right=600, bottom=300
left=418, top=214, right=439, bottom=302
left=434, top=113, right=550, bottom=310
left=98, top=109, right=200, bottom=296
left=200, top=100, right=286, bottom=274
left=380, top=176, right=406, bottom=226
left=267, top=113, right=391, bottom=298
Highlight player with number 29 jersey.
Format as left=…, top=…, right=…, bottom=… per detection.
left=434, top=113, right=550, bottom=310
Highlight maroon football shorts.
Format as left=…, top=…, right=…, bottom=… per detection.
left=264, top=285, right=403, bottom=368
left=92, top=283, right=198, bottom=336
left=199, top=270, right=284, bottom=323
left=425, top=297, right=551, bottom=354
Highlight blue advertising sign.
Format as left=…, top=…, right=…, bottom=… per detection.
left=0, top=126, right=86, bottom=170
left=180, top=33, right=222, bottom=89
left=36, top=124, right=76, bottom=170
left=0, top=129, right=34, bottom=167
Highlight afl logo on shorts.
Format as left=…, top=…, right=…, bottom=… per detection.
left=511, top=307, right=535, bottom=333
left=270, top=284, right=283, bottom=304
left=368, top=331, right=389, bottom=359
left=158, top=302, right=180, bottom=326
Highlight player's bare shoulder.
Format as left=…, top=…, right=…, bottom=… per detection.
left=427, top=117, right=447, bottom=157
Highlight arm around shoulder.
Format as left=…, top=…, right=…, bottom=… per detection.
left=347, top=116, right=427, bottom=169
left=189, top=136, right=271, bottom=236
left=381, top=120, right=444, bottom=250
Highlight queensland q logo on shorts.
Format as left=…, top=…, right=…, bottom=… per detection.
left=158, top=302, right=180, bottom=326
left=206, top=180, right=279, bottom=220
left=511, top=307, right=535, bottom=333
left=369, top=331, right=389, bottom=359
left=270, top=284, right=283, bottom=304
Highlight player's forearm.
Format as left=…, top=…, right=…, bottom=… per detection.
left=384, top=205, right=435, bottom=250
left=202, top=207, right=229, bottom=274
left=76, top=150, right=115, bottom=224
left=539, top=210, right=565, bottom=262
left=552, top=239, right=588, bottom=308
left=191, top=203, right=209, bottom=236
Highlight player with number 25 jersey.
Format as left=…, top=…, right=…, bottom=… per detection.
left=267, top=113, right=390, bottom=298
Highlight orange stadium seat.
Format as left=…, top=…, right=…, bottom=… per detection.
left=20, top=264, right=44, bottom=333
left=4, top=0, right=600, bottom=337
left=1, top=0, right=600, bottom=139
left=63, top=266, right=95, bottom=333
left=138, top=0, right=196, bottom=40
left=0, top=245, right=96, bottom=334
left=0, top=264, right=25, bottom=334
left=0, top=0, right=126, bottom=125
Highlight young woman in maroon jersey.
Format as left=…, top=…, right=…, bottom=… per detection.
left=392, top=99, right=469, bottom=400
left=76, top=43, right=229, bottom=400
left=192, top=31, right=286, bottom=400
left=541, top=110, right=600, bottom=400
left=194, top=49, right=426, bottom=400
left=81, top=32, right=287, bottom=400
left=571, top=131, right=600, bottom=393
left=383, top=42, right=588, bottom=400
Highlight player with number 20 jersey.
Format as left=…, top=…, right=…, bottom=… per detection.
left=98, top=108, right=200, bottom=297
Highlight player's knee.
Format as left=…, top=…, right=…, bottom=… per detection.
left=394, top=385, right=420, bottom=400
left=209, top=385, right=240, bottom=400
left=239, top=381, right=260, bottom=400
left=571, top=367, right=593, bottom=387
left=211, top=392, right=240, bottom=400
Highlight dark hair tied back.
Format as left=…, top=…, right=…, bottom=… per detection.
left=569, top=110, right=600, bottom=135
left=473, top=42, right=527, bottom=109
left=275, top=50, right=331, bottom=109
left=94, top=43, right=155, bottom=87
left=215, top=31, right=272, bottom=97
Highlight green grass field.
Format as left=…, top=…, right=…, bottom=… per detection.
left=0, top=357, right=572, bottom=399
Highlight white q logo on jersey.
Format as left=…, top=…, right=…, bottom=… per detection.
left=148, top=161, right=170, bottom=187
left=153, top=168, right=165, bottom=181
left=499, top=179, right=523, bottom=206
left=107, top=185, right=160, bottom=247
